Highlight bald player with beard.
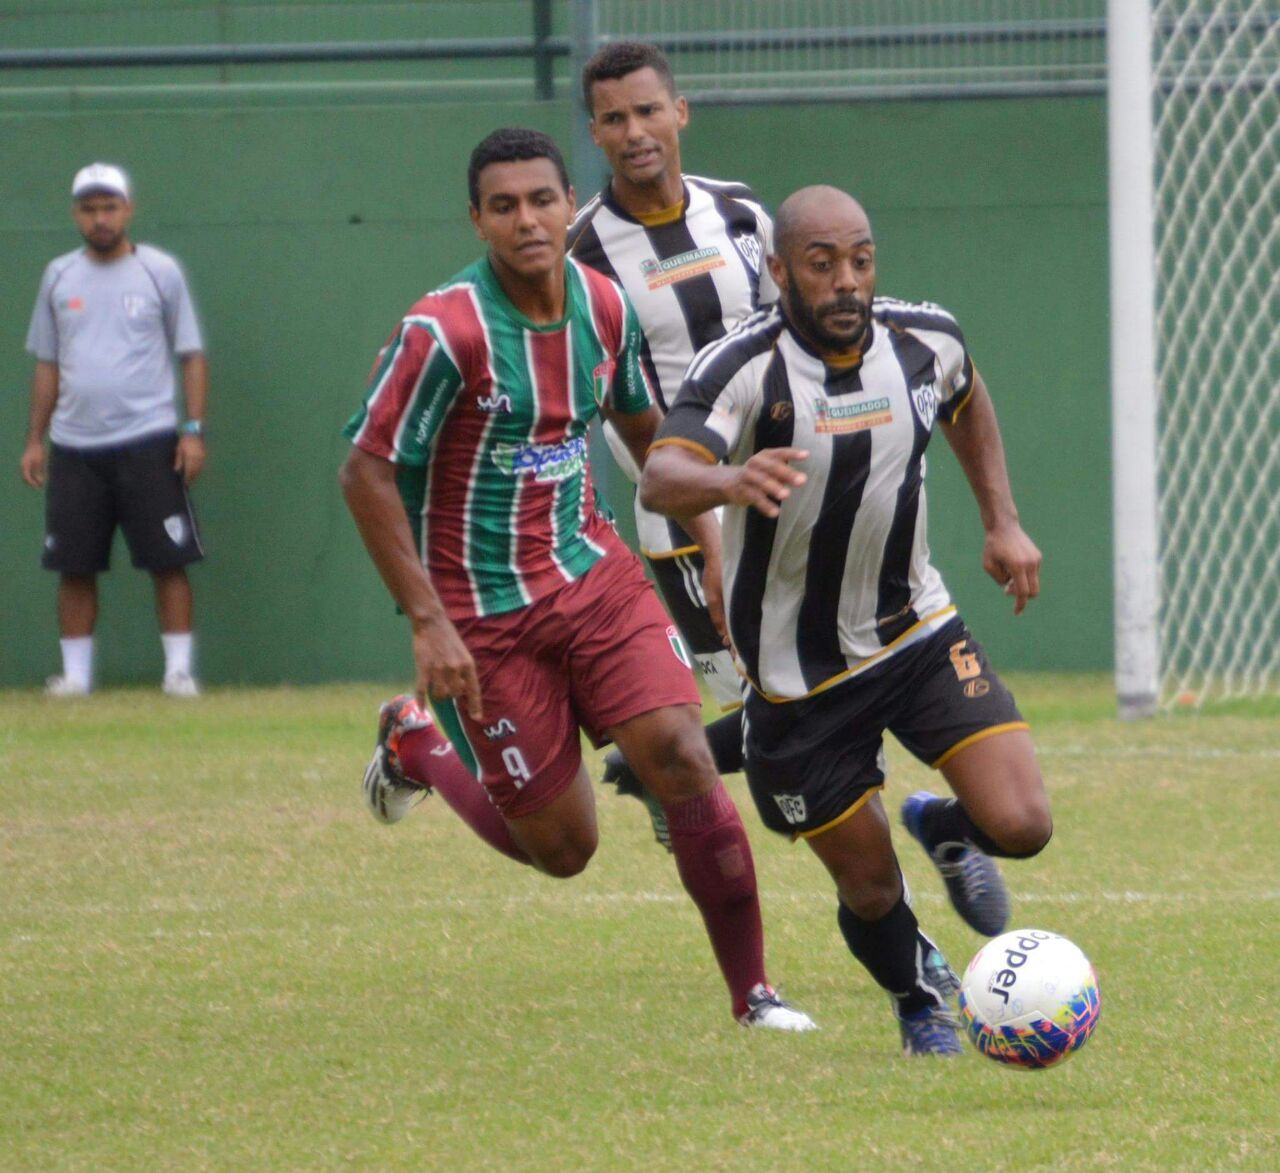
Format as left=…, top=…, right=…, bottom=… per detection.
left=641, top=185, right=1054, bottom=1056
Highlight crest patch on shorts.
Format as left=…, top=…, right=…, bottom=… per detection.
left=666, top=624, right=692, bottom=669
left=163, top=514, right=188, bottom=546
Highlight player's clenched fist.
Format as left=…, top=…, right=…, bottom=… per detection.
left=412, top=612, right=483, bottom=721
left=724, top=448, right=809, bottom=518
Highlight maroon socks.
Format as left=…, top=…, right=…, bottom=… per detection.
left=665, top=781, right=767, bottom=1018
left=398, top=723, right=529, bottom=864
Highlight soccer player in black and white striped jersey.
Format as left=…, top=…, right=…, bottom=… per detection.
left=641, top=185, right=1055, bottom=1055
left=570, top=42, right=775, bottom=844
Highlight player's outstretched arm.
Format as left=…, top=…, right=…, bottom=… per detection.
left=338, top=446, right=483, bottom=718
left=939, top=370, right=1042, bottom=615
left=640, top=444, right=808, bottom=520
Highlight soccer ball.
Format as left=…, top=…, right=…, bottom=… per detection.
left=959, top=929, right=1101, bottom=1069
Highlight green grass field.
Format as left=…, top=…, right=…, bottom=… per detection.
left=2, top=677, right=1277, bottom=1170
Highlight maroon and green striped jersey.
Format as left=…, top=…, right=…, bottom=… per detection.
left=344, top=255, right=656, bottom=619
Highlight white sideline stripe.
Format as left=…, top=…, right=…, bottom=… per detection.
left=1042, top=744, right=1280, bottom=760
left=7, top=888, right=1279, bottom=943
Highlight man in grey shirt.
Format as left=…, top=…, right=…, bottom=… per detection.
left=20, top=162, right=209, bottom=696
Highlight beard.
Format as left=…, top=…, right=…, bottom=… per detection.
left=783, top=273, right=872, bottom=354
left=82, top=228, right=125, bottom=255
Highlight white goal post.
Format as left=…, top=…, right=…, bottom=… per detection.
left=1109, top=1, right=1279, bottom=716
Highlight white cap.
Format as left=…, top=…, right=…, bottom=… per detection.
left=72, top=162, right=131, bottom=201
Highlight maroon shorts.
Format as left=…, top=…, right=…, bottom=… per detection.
left=454, top=543, right=701, bottom=818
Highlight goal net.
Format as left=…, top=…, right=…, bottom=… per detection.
left=1151, top=1, right=1279, bottom=706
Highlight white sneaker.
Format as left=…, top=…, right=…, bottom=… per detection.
left=362, top=695, right=433, bottom=825
left=737, top=983, right=819, bottom=1032
left=45, top=674, right=90, bottom=697
left=162, top=671, right=201, bottom=697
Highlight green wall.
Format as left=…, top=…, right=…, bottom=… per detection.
left=0, top=88, right=1110, bottom=687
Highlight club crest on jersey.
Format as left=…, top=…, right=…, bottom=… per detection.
left=910, top=381, right=940, bottom=430
left=814, top=396, right=892, bottom=434
left=592, top=359, right=616, bottom=405
left=121, top=293, right=151, bottom=318
left=731, top=232, right=762, bottom=274
left=639, top=246, right=726, bottom=290
left=476, top=391, right=513, bottom=414
left=491, top=435, right=587, bottom=483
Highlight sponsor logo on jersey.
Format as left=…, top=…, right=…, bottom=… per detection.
left=60, top=297, right=84, bottom=312
left=483, top=717, right=517, bottom=740
left=414, top=376, right=457, bottom=445
left=491, top=435, right=587, bottom=483
left=476, top=391, right=513, bottom=414
left=639, top=246, right=726, bottom=290
left=814, top=396, right=893, bottom=433
left=910, top=381, right=939, bottom=430
left=774, top=794, right=808, bottom=825
left=964, top=678, right=991, bottom=699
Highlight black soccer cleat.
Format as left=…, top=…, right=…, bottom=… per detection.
left=601, top=748, right=672, bottom=853
left=901, top=791, right=1010, bottom=937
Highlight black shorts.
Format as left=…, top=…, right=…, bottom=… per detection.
left=43, top=431, right=204, bottom=575
left=647, top=548, right=723, bottom=656
left=744, top=617, right=1027, bottom=838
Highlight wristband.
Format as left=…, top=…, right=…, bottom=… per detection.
left=180, top=419, right=204, bottom=437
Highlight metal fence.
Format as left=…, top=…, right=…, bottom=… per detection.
left=1, top=0, right=1120, bottom=103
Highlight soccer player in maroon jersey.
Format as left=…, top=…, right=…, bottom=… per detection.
left=339, top=128, right=814, bottom=1031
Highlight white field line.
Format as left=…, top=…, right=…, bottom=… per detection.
left=1038, top=744, right=1280, bottom=759
left=6, top=888, right=1280, bottom=945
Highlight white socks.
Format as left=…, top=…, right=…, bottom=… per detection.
left=59, top=636, right=94, bottom=691
left=161, top=631, right=194, bottom=678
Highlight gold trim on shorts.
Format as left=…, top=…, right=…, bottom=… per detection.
left=641, top=543, right=701, bottom=560
left=796, top=783, right=885, bottom=841
left=931, top=721, right=1031, bottom=769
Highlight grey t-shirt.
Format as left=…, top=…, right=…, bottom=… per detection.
left=26, top=243, right=204, bottom=448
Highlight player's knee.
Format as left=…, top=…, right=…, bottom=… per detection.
left=992, top=804, right=1053, bottom=859
left=831, top=856, right=902, bottom=921
left=531, top=825, right=599, bottom=878
left=641, top=728, right=717, bottom=804
left=838, top=875, right=901, bottom=922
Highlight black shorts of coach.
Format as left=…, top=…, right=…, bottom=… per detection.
left=743, top=617, right=1028, bottom=839
left=42, top=430, right=204, bottom=576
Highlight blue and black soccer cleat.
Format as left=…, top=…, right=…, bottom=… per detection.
left=897, top=1004, right=965, bottom=1057
left=901, top=791, right=1010, bottom=937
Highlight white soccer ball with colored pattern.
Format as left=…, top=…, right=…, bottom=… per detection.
left=959, top=929, right=1100, bottom=1068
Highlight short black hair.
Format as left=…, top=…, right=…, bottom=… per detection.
left=467, top=128, right=571, bottom=208
left=581, top=41, right=677, bottom=114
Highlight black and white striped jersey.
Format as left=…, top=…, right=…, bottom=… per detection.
left=568, top=174, right=777, bottom=415
left=653, top=297, right=977, bottom=701
left=570, top=173, right=776, bottom=559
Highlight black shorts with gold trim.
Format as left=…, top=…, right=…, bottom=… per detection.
left=743, top=617, right=1027, bottom=838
